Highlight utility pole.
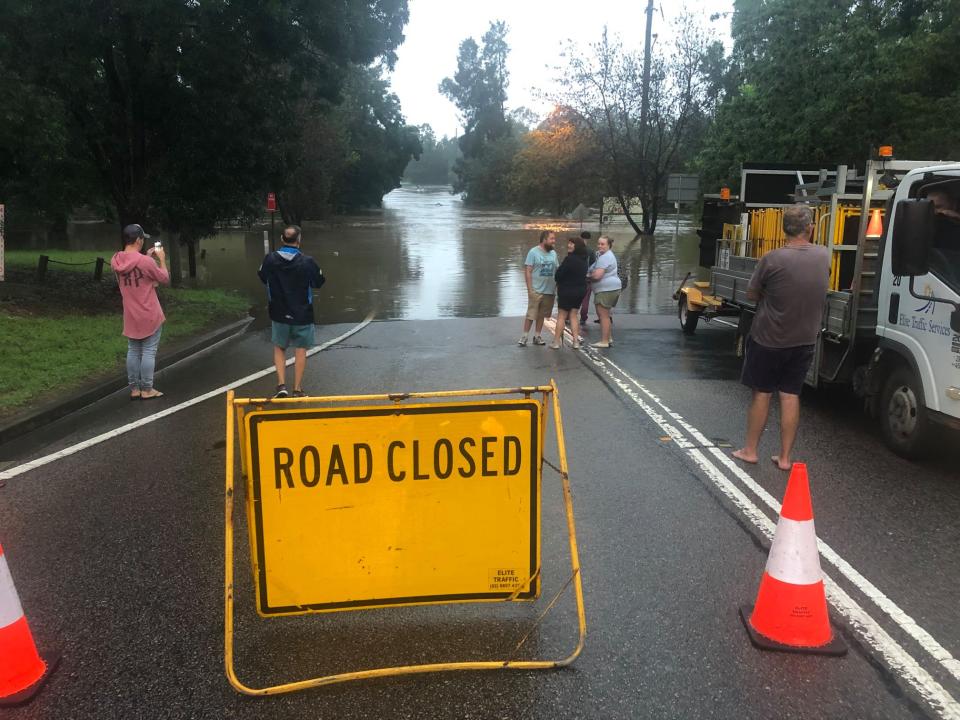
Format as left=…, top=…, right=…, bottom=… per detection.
left=640, top=0, right=655, bottom=131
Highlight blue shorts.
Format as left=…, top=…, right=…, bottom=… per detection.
left=271, top=322, right=314, bottom=350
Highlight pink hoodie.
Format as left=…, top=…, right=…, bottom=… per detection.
left=110, top=251, right=170, bottom=339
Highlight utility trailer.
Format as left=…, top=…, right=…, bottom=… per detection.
left=680, top=154, right=960, bottom=457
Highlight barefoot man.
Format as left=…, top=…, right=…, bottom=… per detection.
left=733, top=204, right=830, bottom=470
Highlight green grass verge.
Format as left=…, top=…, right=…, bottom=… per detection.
left=4, top=249, right=108, bottom=273
left=0, top=286, right=249, bottom=415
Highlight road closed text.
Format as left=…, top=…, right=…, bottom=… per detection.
left=273, top=435, right=524, bottom=488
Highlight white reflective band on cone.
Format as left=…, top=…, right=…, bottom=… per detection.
left=765, top=516, right=823, bottom=586
left=0, top=554, right=25, bottom=629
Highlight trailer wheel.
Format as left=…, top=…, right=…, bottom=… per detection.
left=879, top=365, right=930, bottom=459
left=678, top=298, right=701, bottom=335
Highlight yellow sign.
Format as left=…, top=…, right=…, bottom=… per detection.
left=243, top=400, right=541, bottom=616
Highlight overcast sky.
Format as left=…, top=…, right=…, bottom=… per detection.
left=389, top=0, right=734, bottom=138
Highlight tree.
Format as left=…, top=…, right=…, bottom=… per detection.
left=509, top=108, right=602, bottom=215
left=439, top=20, right=516, bottom=205
left=0, top=0, right=410, bottom=241
left=551, top=18, right=715, bottom=234
left=330, top=67, right=422, bottom=211
left=0, top=70, right=105, bottom=243
left=280, top=65, right=420, bottom=224
left=698, top=0, right=960, bottom=191
left=403, top=126, right=461, bottom=185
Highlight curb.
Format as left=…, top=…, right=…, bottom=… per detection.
left=0, top=316, right=255, bottom=446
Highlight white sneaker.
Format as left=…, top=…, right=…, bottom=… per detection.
left=518, top=336, right=528, bottom=346
left=549, top=342, right=561, bottom=349
left=591, top=341, right=611, bottom=349
left=532, top=336, right=546, bottom=346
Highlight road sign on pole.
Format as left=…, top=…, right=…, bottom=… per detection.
left=266, top=193, right=277, bottom=251
left=666, top=174, right=700, bottom=205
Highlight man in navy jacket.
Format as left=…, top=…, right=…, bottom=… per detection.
left=257, top=225, right=325, bottom=397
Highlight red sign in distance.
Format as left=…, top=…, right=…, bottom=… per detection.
left=266, top=192, right=277, bottom=213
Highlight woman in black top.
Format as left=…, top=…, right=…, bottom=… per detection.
left=550, top=236, right=590, bottom=349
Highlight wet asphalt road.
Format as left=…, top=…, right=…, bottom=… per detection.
left=0, top=314, right=958, bottom=719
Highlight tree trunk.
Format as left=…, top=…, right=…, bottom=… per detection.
left=640, top=195, right=659, bottom=235
left=166, top=230, right=182, bottom=287
left=187, top=239, right=197, bottom=278
left=617, top=193, right=643, bottom=236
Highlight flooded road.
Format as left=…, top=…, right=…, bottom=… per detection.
left=74, top=185, right=704, bottom=323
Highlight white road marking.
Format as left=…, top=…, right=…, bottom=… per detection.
left=598, top=352, right=960, bottom=683
left=0, top=315, right=374, bottom=482
left=542, top=319, right=960, bottom=718
left=688, top=447, right=960, bottom=720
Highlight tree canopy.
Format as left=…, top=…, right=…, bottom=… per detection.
left=699, top=0, right=960, bottom=189
left=0, top=0, right=416, bottom=239
left=509, top=108, right=602, bottom=216
left=439, top=21, right=519, bottom=205
left=403, top=126, right=461, bottom=186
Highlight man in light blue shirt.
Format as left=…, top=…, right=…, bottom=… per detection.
left=519, top=230, right=558, bottom=346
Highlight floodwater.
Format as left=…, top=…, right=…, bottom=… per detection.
left=72, top=185, right=704, bottom=324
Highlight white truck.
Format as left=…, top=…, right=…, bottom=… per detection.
left=681, top=155, right=960, bottom=457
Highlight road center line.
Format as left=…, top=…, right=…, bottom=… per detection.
left=547, top=321, right=960, bottom=717
left=0, top=314, right=374, bottom=482
left=686, top=447, right=960, bottom=720
left=596, top=351, right=960, bottom=683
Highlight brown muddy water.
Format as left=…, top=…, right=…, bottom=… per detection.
left=69, top=185, right=704, bottom=324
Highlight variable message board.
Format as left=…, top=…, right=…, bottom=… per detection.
left=243, top=401, right=541, bottom=616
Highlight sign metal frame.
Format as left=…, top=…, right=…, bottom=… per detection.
left=224, top=382, right=586, bottom=696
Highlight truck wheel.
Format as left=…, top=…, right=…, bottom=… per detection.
left=879, top=365, right=929, bottom=459
left=679, top=298, right=701, bottom=335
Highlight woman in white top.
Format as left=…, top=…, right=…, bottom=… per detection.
left=587, top=236, right=622, bottom=348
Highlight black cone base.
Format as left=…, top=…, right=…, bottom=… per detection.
left=0, top=650, right=61, bottom=706
left=740, top=605, right=847, bottom=657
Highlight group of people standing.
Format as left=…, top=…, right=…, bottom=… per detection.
left=112, top=223, right=324, bottom=401
left=519, top=230, right=622, bottom=350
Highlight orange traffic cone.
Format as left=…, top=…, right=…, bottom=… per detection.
left=0, top=543, right=59, bottom=705
left=865, top=208, right=884, bottom=238
left=739, top=464, right=846, bottom=655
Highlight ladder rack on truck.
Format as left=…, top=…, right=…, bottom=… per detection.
left=682, top=160, right=946, bottom=384
left=680, top=154, right=960, bottom=458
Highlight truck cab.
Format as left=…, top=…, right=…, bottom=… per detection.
left=873, top=166, right=960, bottom=456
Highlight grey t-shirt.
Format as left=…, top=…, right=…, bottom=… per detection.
left=589, top=250, right=622, bottom=292
left=748, top=243, right=831, bottom=348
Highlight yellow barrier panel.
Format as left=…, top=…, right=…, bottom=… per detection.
left=224, top=382, right=586, bottom=696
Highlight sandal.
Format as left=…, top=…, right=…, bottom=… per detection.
left=140, top=390, right=165, bottom=400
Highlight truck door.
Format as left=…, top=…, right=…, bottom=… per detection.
left=876, top=171, right=960, bottom=422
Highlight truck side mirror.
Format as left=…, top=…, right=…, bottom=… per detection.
left=890, top=199, right=934, bottom=276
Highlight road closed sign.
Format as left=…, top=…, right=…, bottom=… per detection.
left=242, top=400, right=542, bottom=616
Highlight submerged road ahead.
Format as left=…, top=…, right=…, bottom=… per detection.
left=1, top=315, right=958, bottom=719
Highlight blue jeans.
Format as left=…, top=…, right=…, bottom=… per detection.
left=127, top=326, right=163, bottom=391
